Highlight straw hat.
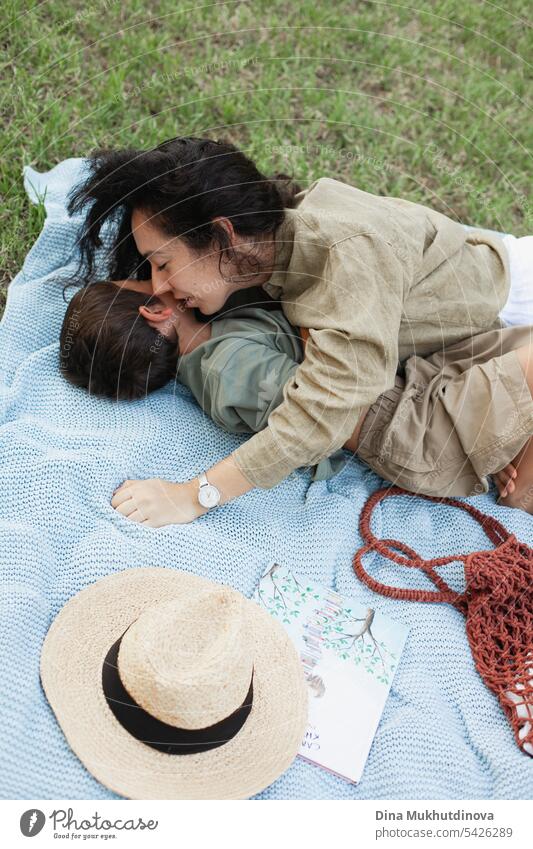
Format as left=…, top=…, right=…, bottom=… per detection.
left=40, top=567, right=308, bottom=799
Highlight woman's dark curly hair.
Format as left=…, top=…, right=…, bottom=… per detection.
left=67, top=136, right=302, bottom=285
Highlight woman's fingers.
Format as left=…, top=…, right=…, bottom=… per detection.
left=111, top=481, right=134, bottom=507
left=125, top=509, right=146, bottom=523
left=116, top=498, right=139, bottom=519
left=111, top=492, right=133, bottom=509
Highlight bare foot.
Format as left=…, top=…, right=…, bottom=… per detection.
left=494, top=462, right=518, bottom=499
left=495, top=441, right=533, bottom=512
left=496, top=478, right=533, bottom=512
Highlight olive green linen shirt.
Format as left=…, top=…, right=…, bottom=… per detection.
left=176, top=307, right=348, bottom=482
left=228, top=177, right=511, bottom=489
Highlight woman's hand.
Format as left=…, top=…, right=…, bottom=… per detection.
left=110, top=455, right=255, bottom=528
left=111, top=478, right=207, bottom=527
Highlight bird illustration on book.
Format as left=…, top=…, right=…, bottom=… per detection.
left=306, top=673, right=326, bottom=698
left=257, top=563, right=289, bottom=613
left=257, top=564, right=397, bottom=683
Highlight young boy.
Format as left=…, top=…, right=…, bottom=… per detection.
left=59, top=279, right=524, bottom=502
left=59, top=280, right=350, bottom=482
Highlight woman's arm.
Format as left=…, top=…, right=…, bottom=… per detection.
left=111, top=336, right=369, bottom=527
left=111, top=454, right=254, bottom=527
left=230, top=233, right=406, bottom=488
left=111, top=332, right=293, bottom=526
left=112, top=234, right=405, bottom=525
left=110, top=396, right=371, bottom=527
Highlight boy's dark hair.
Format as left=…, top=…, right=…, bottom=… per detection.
left=59, top=282, right=178, bottom=400
left=67, top=135, right=302, bottom=284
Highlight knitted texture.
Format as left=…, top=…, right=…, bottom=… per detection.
left=39, top=568, right=307, bottom=799
left=353, top=486, right=533, bottom=758
left=1, top=158, right=532, bottom=800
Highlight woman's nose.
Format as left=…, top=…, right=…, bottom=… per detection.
left=151, top=276, right=173, bottom=297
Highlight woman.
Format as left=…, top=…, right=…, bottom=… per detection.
left=68, top=136, right=533, bottom=526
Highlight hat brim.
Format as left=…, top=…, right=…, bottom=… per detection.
left=40, top=567, right=308, bottom=800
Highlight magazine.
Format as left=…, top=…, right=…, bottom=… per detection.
left=254, top=563, right=409, bottom=783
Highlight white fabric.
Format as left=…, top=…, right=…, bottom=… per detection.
left=2, top=163, right=532, bottom=800
left=499, top=234, right=533, bottom=326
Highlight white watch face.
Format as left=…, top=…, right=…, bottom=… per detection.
left=198, top=483, right=220, bottom=508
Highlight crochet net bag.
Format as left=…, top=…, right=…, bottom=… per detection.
left=352, top=486, right=533, bottom=757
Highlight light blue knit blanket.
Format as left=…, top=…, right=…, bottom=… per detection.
left=1, top=159, right=532, bottom=800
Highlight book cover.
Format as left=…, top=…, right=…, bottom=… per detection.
left=254, top=563, right=409, bottom=783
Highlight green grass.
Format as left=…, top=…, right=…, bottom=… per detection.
left=1, top=0, right=532, bottom=313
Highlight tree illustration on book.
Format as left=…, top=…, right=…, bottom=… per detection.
left=256, top=563, right=399, bottom=685
left=254, top=562, right=409, bottom=782
left=256, top=562, right=320, bottom=621
left=319, top=608, right=397, bottom=684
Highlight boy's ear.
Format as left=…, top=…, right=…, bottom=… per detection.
left=212, top=216, right=235, bottom=240
left=138, top=304, right=173, bottom=323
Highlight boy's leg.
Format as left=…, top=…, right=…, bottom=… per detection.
left=355, top=325, right=533, bottom=501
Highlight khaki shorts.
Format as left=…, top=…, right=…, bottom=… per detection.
left=356, top=325, right=533, bottom=497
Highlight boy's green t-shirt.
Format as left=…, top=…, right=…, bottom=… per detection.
left=176, top=306, right=348, bottom=482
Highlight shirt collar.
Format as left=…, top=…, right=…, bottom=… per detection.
left=261, top=210, right=296, bottom=297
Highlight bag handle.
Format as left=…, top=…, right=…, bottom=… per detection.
left=352, top=486, right=512, bottom=607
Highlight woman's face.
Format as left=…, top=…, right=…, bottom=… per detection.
left=131, top=208, right=237, bottom=315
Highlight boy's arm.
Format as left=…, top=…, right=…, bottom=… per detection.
left=210, top=343, right=300, bottom=434
left=178, top=335, right=300, bottom=434
left=179, top=337, right=349, bottom=482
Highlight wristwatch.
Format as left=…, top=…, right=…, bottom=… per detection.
left=197, top=471, right=221, bottom=510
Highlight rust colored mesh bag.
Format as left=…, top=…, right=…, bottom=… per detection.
left=352, top=486, right=533, bottom=757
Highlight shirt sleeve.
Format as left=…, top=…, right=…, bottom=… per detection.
left=180, top=332, right=347, bottom=482
left=231, top=232, right=407, bottom=488
left=207, top=343, right=301, bottom=435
